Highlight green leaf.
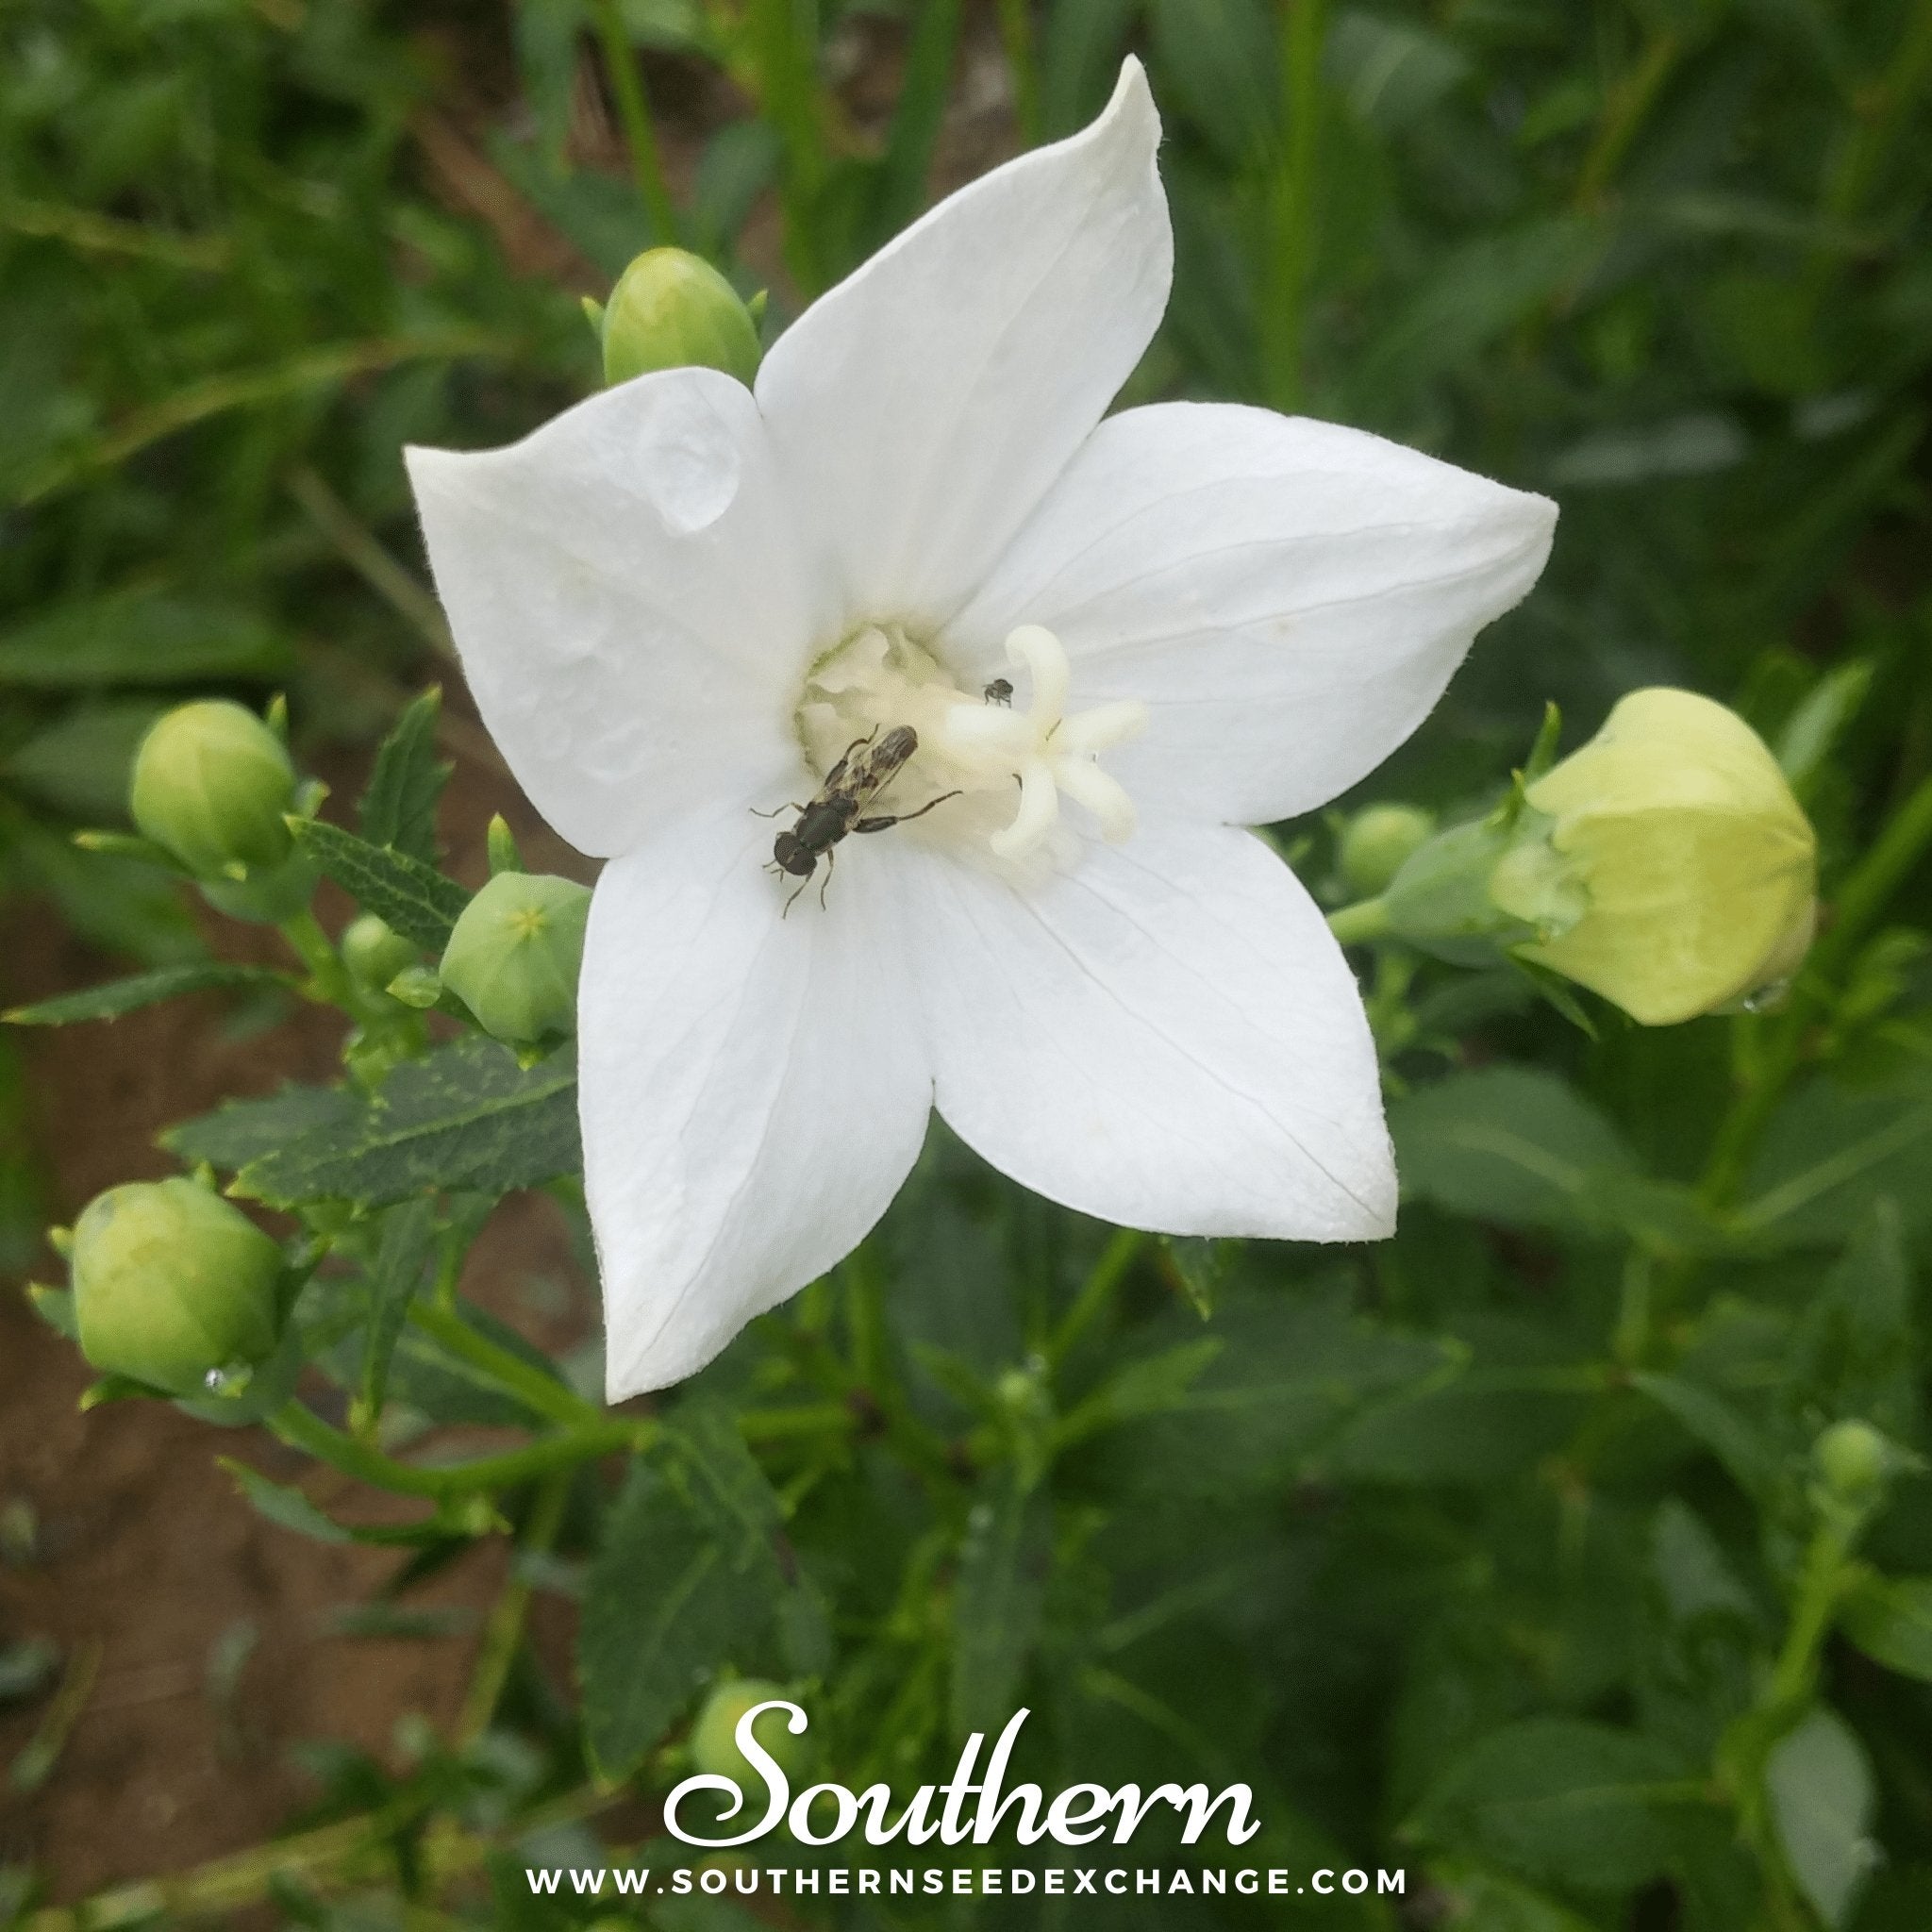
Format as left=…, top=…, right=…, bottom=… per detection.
left=1650, top=1499, right=1758, bottom=1629
left=579, top=1420, right=791, bottom=1780
left=1632, top=1371, right=1780, bottom=1499
left=232, top=1037, right=580, bottom=1208
left=358, top=688, right=452, bottom=867
left=5, top=962, right=291, bottom=1027
left=289, top=818, right=470, bottom=954
left=0, top=593, right=289, bottom=688
left=1765, top=1706, right=1878, bottom=1928
left=1840, top=1575, right=1932, bottom=1683
left=1795, top=1201, right=1920, bottom=1436
left=1407, top=1718, right=1684, bottom=1891
left=1161, top=1234, right=1233, bottom=1319
left=1428, top=1862, right=1600, bottom=1931
left=1108, top=1287, right=1461, bottom=1497
left=218, top=1459, right=352, bottom=1544
left=1737, top=1074, right=1932, bottom=1248
left=359, top=1198, right=438, bottom=1421
left=162, top=1082, right=360, bottom=1173
left=950, top=1468, right=1051, bottom=1742
left=1390, top=1066, right=1638, bottom=1235
left=3, top=701, right=162, bottom=819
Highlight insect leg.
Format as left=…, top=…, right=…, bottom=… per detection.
left=751, top=802, right=808, bottom=819
left=818, top=846, right=836, bottom=910
left=854, top=790, right=964, bottom=833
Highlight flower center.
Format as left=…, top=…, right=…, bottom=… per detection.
left=794, top=623, right=1145, bottom=876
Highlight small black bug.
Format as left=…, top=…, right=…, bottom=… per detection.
left=761, top=726, right=959, bottom=911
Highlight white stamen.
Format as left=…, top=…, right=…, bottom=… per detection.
left=793, top=620, right=1144, bottom=874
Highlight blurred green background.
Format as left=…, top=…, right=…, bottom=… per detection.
left=2, top=1, right=1930, bottom=1927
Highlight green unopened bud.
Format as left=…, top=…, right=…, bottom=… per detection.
left=70, top=1178, right=283, bottom=1398
left=341, top=913, right=417, bottom=992
left=600, top=248, right=761, bottom=388
left=1338, top=804, right=1436, bottom=899
left=1814, top=1419, right=1891, bottom=1508
left=1502, top=690, right=1818, bottom=1025
left=439, top=872, right=591, bottom=1045
left=130, top=701, right=295, bottom=879
left=690, top=1681, right=810, bottom=1790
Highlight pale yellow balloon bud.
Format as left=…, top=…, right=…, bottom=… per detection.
left=1496, top=689, right=1817, bottom=1025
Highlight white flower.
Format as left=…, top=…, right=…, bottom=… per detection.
left=406, top=61, right=1557, bottom=1400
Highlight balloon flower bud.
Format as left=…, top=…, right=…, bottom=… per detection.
left=1338, top=804, right=1436, bottom=899
left=341, top=913, right=417, bottom=993
left=1496, top=690, right=1818, bottom=1025
left=597, top=248, right=762, bottom=389
left=1813, top=1419, right=1892, bottom=1510
left=439, top=872, right=591, bottom=1046
left=1377, top=690, right=1817, bottom=1024
left=130, top=700, right=295, bottom=879
left=70, top=1178, right=283, bottom=1398
left=690, top=1681, right=811, bottom=1790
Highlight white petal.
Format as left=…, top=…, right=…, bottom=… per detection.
left=754, top=59, right=1171, bottom=632
left=407, top=369, right=828, bottom=859
left=908, top=825, right=1394, bottom=1241
left=947, top=404, right=1557, bottom=825
left=580, top=808, right=932, bottom=1398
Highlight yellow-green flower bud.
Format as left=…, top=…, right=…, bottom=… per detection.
left=70, top=1178, right=283, bottom=1398
left=690, top=1681, right=810, bottom=1790
left=439, top=872, right=591, bottom=1046
left=1338, top=804, right=1437, bottom=900
left=1499, top=689, right=1817, bottom=1025
left=129, top=700, right=295, bottom=879
left=1814, top=1419, right=1890, bottom=1508
left=599, top=248, right=761, bottom=389
left=341, top=913, right=417, bottom=992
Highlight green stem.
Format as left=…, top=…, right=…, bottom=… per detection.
left=1261, top=0, right=1326, bottom=412
left=457, top=1471, right=571, bottom=1745
left=1326, top=896, right=1391, bottom=945
left=267, top=1401, right=645, bottom=1500
left=1703, top=765, right=1932, bottom=1205
left=1573, top=30, right=1683, bottom=208
left=1049, top=1228, right=1147, bottom=1369
left=748, top=0, right=831, bottom=292
left=591, top=0, right=679, bottom=242
left=1766, top=1518, right=1857, bottom=1713
left=995, top=0, right=1041, bottom=143
left=406, top=1300, right=604, bottom=1433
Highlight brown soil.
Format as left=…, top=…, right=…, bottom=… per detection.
left=0, top=741, right=594, bottom=1907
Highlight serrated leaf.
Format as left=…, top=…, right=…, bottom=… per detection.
left=579, top=1425, right=790, bottom=1781
left=950, top=1467, right=1051, bottom=1742
left=163, top=1081, right=361, bottom=1173
left=359, top=688, right=451, bottom=867
left=1840, top=1575, right=1932, bottom=1683
left=290, top=818, right=469, bottom=953
left=6, top=962, right=291, bottom=1026
left=219, top=1460, right=353, bottom=1543
left=232, top=1037, right=579, bottom=1208
left=360, top=1197, right=437, bottom=1420
left=1407, top=1718, right=1683, bottom=1890
left=1766, top=1707, right=1878, bottom=1927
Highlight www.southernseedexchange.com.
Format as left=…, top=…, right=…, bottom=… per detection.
left=526, top=1864, right=1410, bottom=1902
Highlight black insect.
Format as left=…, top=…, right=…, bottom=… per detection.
left=761, top=726, right=958, bottom=912
left=983, top=677, right=1014, bottom=707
